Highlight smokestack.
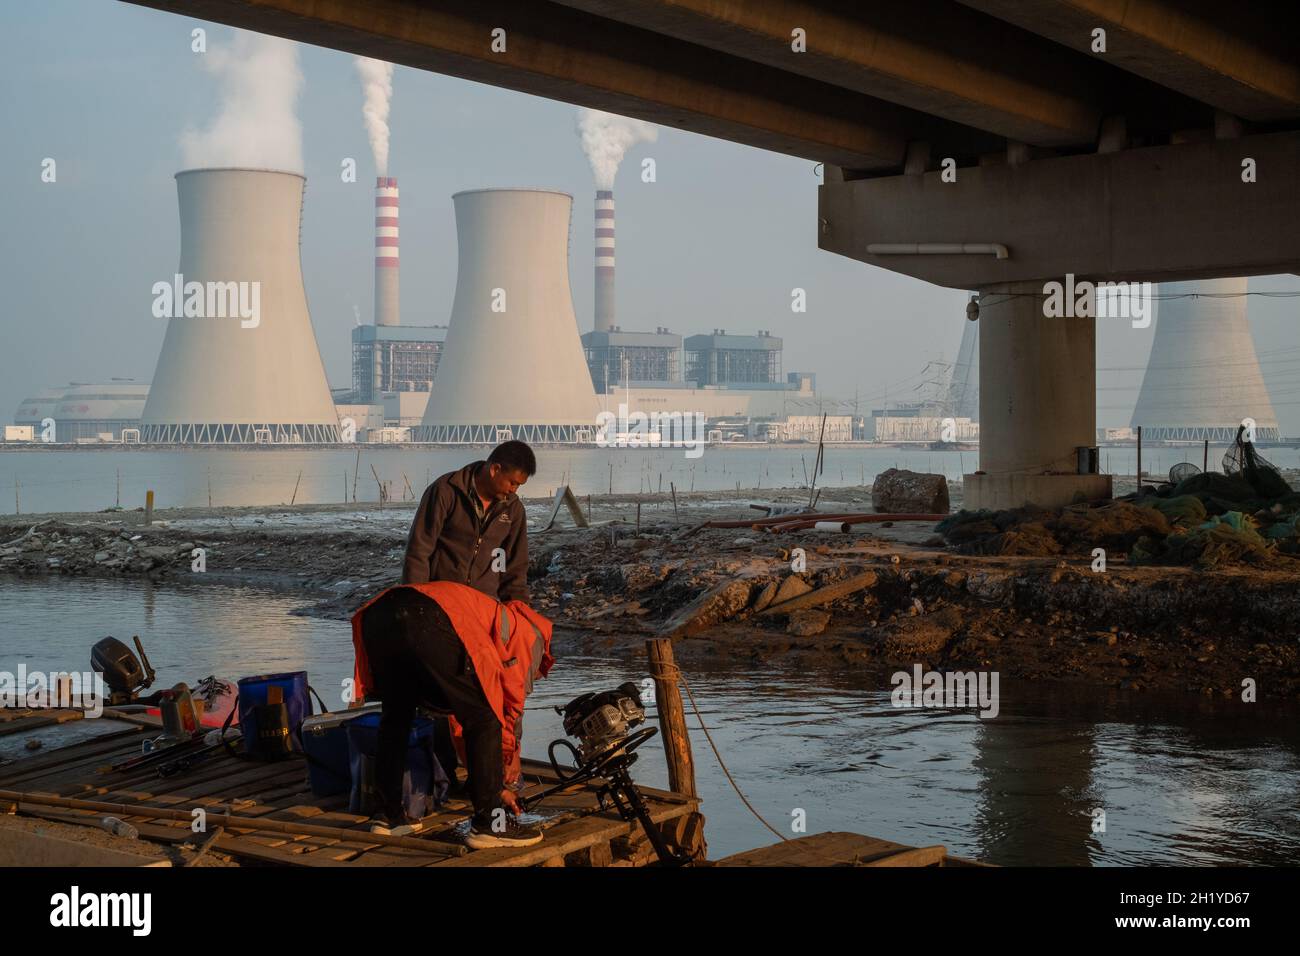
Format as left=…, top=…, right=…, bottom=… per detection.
left=374, top=176, right=399, bottom=326
left=594, top=189, right=614, bottom=332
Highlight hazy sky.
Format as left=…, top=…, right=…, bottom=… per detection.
left=3, top=2, right=1297, bottom=433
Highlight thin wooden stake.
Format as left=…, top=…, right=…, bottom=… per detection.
left=290, top=469, right=303, bottom=506
left=670, top=481, right=679, bottom=520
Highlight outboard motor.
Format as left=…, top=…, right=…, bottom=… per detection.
left=90, top=635, right=156, bottom=705
left=523, top=682, right=691, bottom=866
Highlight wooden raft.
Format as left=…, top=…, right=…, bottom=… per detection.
left=0, top=709, right=704, bottom=868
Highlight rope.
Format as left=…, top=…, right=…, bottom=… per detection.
left=653, top=658, right=788, bottom=843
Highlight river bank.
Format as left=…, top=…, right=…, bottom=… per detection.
left=2, top=483, right=1297, bottom=700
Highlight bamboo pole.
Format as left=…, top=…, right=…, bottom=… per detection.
left=1136, top=426, right=1143, bottom=491
left=645, top=639, right=697, bottom=799
left=0, top=788, right=466, bottom=855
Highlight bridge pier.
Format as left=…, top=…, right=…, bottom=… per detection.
left=964, top=282, right=1111, bottom=511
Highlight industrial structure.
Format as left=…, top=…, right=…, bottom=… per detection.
left=10, top=383, right=148, bottom=443
left=140, top=168, right=341, bottom=444
left=1131, top=278, right=1279, bottom=442
left=145, top=0, right=1299, bottom=502
left=350, top=324, right=447, bottom=403
left=945, top=317, right=980, bottom=422
left=594, top=189, right=616, bottom=332
left=583, top=327, right=681, bottom=390
left=684, top=331, right=783, bottom=388
left=416, top=188, right=601, bottom=443
left=373, top=176, right=400, bottom=327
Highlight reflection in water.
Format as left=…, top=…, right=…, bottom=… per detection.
left=973, top=707, right=1099, bottom=866
left=0, top=575, right=1296, bottom=865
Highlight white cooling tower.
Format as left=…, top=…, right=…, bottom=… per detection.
left=1130, top=278, right=1279, bottom=442
left=417, top=188, right=601, bottom=443
left=947, top=317, right=980, bottom=421
left=141, top=168, right=340, bottom=443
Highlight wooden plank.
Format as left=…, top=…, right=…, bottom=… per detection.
left=0, top=712, right=83, bottom=737
left=862, top=846, right=948, bottom=867
left=0, top=730, right=145, bottom=785
left=437, top=800, right=694, bottom=868
left=715, top=831, right=935, bottom=867
left=758, top=570, right=879, bottom=616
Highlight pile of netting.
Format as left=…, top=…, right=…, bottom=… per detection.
left=939, top=428, right=1300, bottom=568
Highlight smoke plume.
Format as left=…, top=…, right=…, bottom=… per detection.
left=354, top=57, right=395, bottom=175
left=180, top=31, right=304, bottom=173
left=577, top=107, right=658, bottom=189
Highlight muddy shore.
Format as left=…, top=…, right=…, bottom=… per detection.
left=2, top=483, right=1297, bottom=700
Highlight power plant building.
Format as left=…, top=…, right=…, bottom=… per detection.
left=416, top=188, right=602, bottom=443
left=684, top=331, right=783, bottom=388
left=11, top=383, right=149, bottom=443
left=351, top=324, right=448, bottom=403
left=1130, top=278, right=1279, bottom=442
left=140, top=168, right=341, bottom=444
left=582, top=327, right=681, bottom=391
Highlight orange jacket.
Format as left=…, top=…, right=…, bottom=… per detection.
left=350, top=582, right=554, bottom=763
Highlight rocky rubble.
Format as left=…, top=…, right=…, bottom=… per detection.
left=4, top=489, right=1299, bottom=698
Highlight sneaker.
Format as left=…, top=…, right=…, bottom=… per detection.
left=466, top=816, right=544, bottom=849
left=368, top=812, right=424, bottom=837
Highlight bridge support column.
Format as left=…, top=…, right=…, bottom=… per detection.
left=964, top=281, right=1111, bottom=511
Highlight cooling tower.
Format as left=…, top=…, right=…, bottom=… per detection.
left=1130, top=278, right=1279, bottom=442
left=417, top=188, right=601, bottom=443
left=594, top=189, right=615, bottom=332
left=374, top=177, right=399, bottom=326
left=947, top=317, right=980, bottom=420
left=141, top=168, right=340, bottom=443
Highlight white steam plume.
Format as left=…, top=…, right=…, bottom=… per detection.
left=577, top=107, right=658, bottom=189
left=180, top=31, right=304, bottom=173
left=354, top=57, right=394, bottom=175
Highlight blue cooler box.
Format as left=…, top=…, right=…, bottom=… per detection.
left=346, top=712, right=449, bottom=818
left=301, top=704, right=382, bottom=797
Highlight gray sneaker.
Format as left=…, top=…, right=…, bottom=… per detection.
left=466, top=816, right=543, bottom=849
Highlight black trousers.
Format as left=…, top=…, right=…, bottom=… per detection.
left=361, top=588, right=503, bottom=824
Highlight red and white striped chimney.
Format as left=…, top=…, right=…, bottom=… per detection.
left=594, top=189, right=615, bottom=332
left=374, top=177, right=399, bottom=327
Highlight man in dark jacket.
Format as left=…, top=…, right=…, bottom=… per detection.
left=402, top=440, right=534, bottom=602
left=396, top=440, right=536, bottom=827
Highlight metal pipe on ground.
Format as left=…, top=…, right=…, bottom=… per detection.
left=762, top=513, right=948, bottom=532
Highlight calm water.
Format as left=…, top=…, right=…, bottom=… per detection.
left=4, top=444, right=1297, bottom=515
left=2, top=576, right=1297, bottom=866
